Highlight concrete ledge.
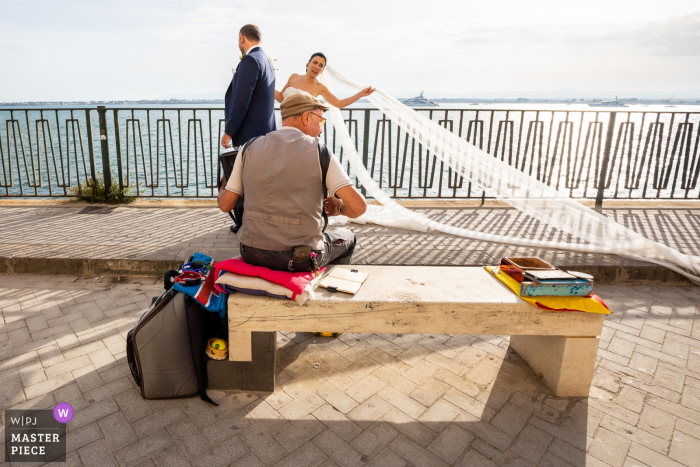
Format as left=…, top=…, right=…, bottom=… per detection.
left=0, top=256, right=181, bottom=277
left=0, top=253, right=693, bottom=284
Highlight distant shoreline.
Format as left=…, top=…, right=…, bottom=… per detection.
left=2, top=98, right=699, bottom=107
left=0, top=98, right=700, bottom=107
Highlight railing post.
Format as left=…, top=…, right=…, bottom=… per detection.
left=361, top=109, right=371, bottom=196
left=97, top=106, right=112, bottom=198
left=85, top=109, right=98, bottom=186
left=595, top=111, right=616, bottom=213
left=113, top=109, right=124, bottom=194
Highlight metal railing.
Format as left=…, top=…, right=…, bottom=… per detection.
left=1, top=106, right=699, bottom=206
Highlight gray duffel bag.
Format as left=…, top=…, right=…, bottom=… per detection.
left=126, top=289, right=215, bottom=404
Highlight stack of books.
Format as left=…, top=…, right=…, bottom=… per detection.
left=500, top=257, right=594, bottom=297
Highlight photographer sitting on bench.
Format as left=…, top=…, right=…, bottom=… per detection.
left=218, top=93, right=367, bottom=272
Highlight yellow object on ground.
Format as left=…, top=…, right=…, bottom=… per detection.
left=210, top=339, right=227, bottom=350
left=206, top=338, right=229, bottom=360
left=312, top=332, right=342, bottom=337
left=485, top=266, right=610, bottom=314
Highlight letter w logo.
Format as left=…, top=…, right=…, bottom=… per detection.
left=58, top=409, right=69, bottom=417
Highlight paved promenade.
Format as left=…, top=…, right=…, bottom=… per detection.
left=0, top=201, right=699, bottom=466
left=0, top=201, right=699, bottom=282
left=0, top=274, right=699, bottom=466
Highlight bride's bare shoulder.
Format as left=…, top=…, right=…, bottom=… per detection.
left=315, top=81, right=330, bottom=94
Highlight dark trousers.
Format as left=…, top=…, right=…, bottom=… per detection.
left=240, top=228, right=357, bottom=272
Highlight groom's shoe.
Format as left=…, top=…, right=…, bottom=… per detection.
left=230, top=224, right=240, bottom=234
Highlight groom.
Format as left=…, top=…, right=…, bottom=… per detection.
left=222, top=24, right=276, bottom=231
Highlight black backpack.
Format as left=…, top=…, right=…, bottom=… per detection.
left=126, top=271, right=225, bottom=405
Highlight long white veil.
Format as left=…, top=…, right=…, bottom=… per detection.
left=320, top=65, right=700, bottom=284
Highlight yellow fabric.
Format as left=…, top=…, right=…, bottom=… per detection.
left=485, top=266, right=610, bottom=315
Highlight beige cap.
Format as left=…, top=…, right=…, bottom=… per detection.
left=280, top=93, right=330, bottom=119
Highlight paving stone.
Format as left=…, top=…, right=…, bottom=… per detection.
left=346, top=394, right=393, bottom=430
left=444, top=388, right=497, bottom=422
left=377, top=385, right=426, bottom=419
left=53, top=382, right=88, bottom=411
left=455, top=410, right=514, bottom=452
left=365, top=447, right=407, bottom=467
left=67, top=422, right=104, bottom=453
left=18, top=359, right=47, bottom=387
left=115, top=429, right=176, bottom=467
left=350, top=421, right=398, bottom=459
left=668, top=429, right=700, bottom=466
left=98, top=411, right=138, bottom=451
left=312, top=404, right=363, bottom=442
left=589, top=427, right=631, bottom=467
left=273, top=441, right=327, bottom=467
left=132, top=403, right=185, bottom=438
left=230, top=452, right=265, bottom=467
left=599, top=414, right=669, bottom=455
left=245, top=400, right=291, bottom=436
left=674, top=418, right=700, bottom=440
left=345, top=374, right=386, bottom=403
left=312, top=429, right=364, bottom=467
left=278, top=391, right=326, bottom=420
left=427, top=423, right=473, bottom=463
left=165, top=418, right=212, bottom=460
left=274, top=414, right=326, bottom=453
left=71, top=398, right=120, bottom=431
left=408, top=378, right=451, bottom=407
left=317, top=381, right=359, bottom=414
left=177, top=397, right=217, bottom=428
left=239, top=422, right=288, bottom=464
left=389, top=435, right=448, bottom=467
left=114, top=388, right=153, bottom=423
left=628, top=442, right=686, bottom=467
left=383, top=407, right=439, bottom=448
left=23, top=371, right=74, bottom=400
left=510, top=424, right=554, bottom=463
left=152, top=445, right=192, bottom=467
left=78, top=439, right=120, bottom=467
left=454, top=448, right=498, bottom=467
left=636, top=405, right=676, bottom=440
left=203, top=408, right=255, bottom=445
left=489, top=401, right=532, bottom=437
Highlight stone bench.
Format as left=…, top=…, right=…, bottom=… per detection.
left=209, top=265, right=605, bottom=397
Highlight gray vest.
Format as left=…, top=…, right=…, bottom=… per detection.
left=239, top=128, right=325, bottom=251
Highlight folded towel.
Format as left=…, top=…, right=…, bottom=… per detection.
left=214, top=258, right=326, bottom=298
left=215, top=272, right=320, bottom=305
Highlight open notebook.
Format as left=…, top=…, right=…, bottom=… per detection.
left=319, top=268, right=369, bottom=294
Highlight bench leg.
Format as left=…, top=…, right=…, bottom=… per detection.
left=229, top=330, right=253, bottom=362
left=509, top=335, right=599, bottom=397
left=207, top=331, right=276, bottom=392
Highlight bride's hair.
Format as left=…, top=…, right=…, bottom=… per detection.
left=306, top=53, right=327, bottom=72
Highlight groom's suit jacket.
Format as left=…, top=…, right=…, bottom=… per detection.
left=224, top=46, right=277, bottom=147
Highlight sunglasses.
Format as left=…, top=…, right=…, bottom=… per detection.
left=308, top=112, right=327, bottom=128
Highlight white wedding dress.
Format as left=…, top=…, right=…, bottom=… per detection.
left=281, top=86, right=429, bottom=232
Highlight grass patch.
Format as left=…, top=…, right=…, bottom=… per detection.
left=69, top=172, right=138, bottom=204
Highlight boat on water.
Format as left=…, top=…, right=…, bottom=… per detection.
left=401, top=92, right=438, bottom=107
left=588, top=97, right=628, bottom=108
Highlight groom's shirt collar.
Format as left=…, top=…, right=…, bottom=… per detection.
left=245, top=44, right=261, bottom=55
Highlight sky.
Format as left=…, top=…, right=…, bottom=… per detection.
left=0, top=0, right=699, bottom=101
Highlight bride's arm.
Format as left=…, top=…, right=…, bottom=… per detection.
left=318, top=85, right=375, bottom=108
left=275, top=76, right=294, bottom=103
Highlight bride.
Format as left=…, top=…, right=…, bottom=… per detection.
left=275, top=53, right=375, bottom=106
